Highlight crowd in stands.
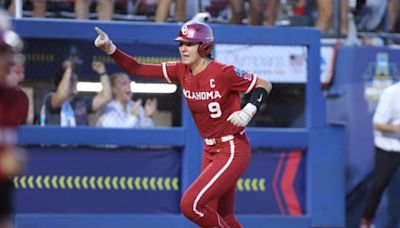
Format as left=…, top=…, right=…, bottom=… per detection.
left=38, top=58, right=158, bottom=128
left=3, top=0, right=400, bottom=35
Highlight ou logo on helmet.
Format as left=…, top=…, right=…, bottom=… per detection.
left=181, top=25, right=188, bottom=35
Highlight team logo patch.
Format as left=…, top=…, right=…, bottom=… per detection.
left=181, top=25, right=188, bottom=35
left=234, top=68, right=252, bottom=81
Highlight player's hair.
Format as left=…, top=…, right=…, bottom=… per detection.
left=175, top=21, right=214, bottom=58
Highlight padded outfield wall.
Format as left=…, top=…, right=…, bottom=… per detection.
left=13, top=19, right=344, bottom=228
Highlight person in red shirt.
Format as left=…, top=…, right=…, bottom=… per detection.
left=0, top=27, right=28, bottom=228
left=94, top=21, right=272, bottom=228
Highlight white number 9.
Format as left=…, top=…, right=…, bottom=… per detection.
left=208, top=102, right=222, bottom=118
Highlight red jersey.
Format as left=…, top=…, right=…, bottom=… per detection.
left=111, top=49, right=257, bottom=138
left=163, top=61, right=256, bottom=138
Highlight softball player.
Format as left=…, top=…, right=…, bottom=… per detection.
left=94, top=21, right=272, bottom=228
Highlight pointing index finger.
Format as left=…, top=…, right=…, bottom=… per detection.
left=95, top=27, right=105, bottom=39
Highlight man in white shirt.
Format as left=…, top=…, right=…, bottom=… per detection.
left=360, top=81, right=400, bottom=228
left=96, top=72, right=157, bottom=128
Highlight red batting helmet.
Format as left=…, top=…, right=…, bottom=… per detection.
left=175, top=21, right=214, bottom=58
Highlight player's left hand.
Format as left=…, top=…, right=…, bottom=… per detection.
left=227, top=103, right=257, bottom=127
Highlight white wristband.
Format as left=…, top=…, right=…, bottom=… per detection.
left=106, top=42, right=117, bottom=55
left=243, top=103, right=257, bottom=117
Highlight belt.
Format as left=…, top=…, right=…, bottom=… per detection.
left=204, top=131, right=245, bottom=146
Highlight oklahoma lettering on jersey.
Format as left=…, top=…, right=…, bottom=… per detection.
left=162, top=60, right=257, bottom=138
left=183, top=89, right=222, bottom=100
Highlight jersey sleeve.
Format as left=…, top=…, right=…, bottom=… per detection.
left=161, top=61, right=182, bottom=83
left=221, top=65, right=258, bottom=94
left=111, top=49, right=168, bottom=82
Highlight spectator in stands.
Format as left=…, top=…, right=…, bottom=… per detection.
left=203, top=0, right=229, bottom=20
left=96, top=72, right=156, bottom=128
left=357, top=0, right=400, bottom=33
left=6, top=64, right=24, bottom=87
left=229, top=0, right=279, bottom=26
left=293, top=0, right=305, bottom=16
left=0, top=11, right=27, bottom=227
left=263, top=0, right=280, bottom=26
left=75, top=0, right=114, bottom=20
left=340, top=0, right=349, bottom=34
left=8, top=0, right=114, bottom=20
left=230, top=0, right=261, bottom=25
left=155, top=0, right=186, bottom=22
left=360, top=81, right=400, bottom=228
left=388, top=0, right=400, bottom=32
left=315, top=0, right=333, bottom=33
left=33, top=0, right=46, bottom=17
left=356, top=0, right=384, bottom=32
left=8, top=0, right=46, bottom=17
left=41, top=60, right=111, bottom=126
left=314, top=0, right=350, bottom=34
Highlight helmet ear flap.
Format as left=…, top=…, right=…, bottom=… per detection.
left=198, top=42, right=213, bottom=58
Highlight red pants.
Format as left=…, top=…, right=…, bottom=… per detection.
left=180, top=133, right=251, bottom=228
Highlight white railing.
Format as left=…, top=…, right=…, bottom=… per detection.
left=14, top=0, right=23, bottom=18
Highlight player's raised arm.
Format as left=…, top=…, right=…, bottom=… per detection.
left=93, top=27, right=168, bottom=81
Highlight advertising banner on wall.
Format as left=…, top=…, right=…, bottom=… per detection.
left=14, top=147, right=182, bottom=214
left=216, top=44, right=336, bottom=84
left=215, top=44, right=308, bottom=83
left=15, top=147, right=305, bottom=215
left=236, top=150, right=306, bottom=215
left=362, top=51, right=400, bottom=112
